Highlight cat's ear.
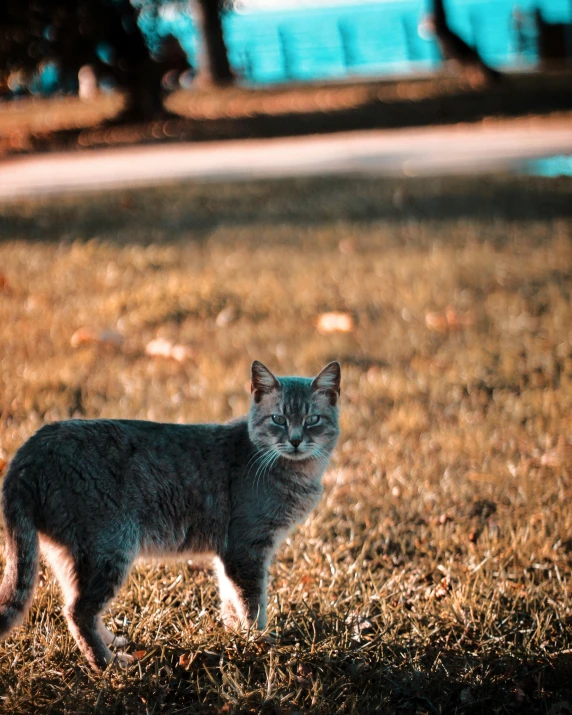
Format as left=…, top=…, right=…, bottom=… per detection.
left=251, top=361, right=280, bottom=403
left=312, top=361, right=341, bottom=405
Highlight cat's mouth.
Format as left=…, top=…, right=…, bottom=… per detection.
left=279, top=446, right=318, bottom=462
left=281, top=451, right=306, bottom=461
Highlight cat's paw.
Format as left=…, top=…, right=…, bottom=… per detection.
left=111, top=635, right=129, bottom=648
left=221, top=604, right=243, bottom=632
left=222, top=615, right=242, bottom=632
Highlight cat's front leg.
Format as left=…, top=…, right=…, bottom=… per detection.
left=214, top=553, right=268, bottom=631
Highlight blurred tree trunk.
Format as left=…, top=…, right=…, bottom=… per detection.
left=431, top=0, right=501, bottom=84
left=1, top=0, right=176, bottom=122
left=119, top=65, right=166, bottom=123
left=192, top=0, right=234, bottom=86
left=432, top=0, right=448, bottom=33
left=534, top=9, right=568, bottom=68
left=102, top=2, right=167, bottom=122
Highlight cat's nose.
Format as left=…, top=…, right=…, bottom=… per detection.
left=290, top=438, right=301, bottom=449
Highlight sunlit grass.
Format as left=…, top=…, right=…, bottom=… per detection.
left=0, top=174, right=571, bottom=713
left=2, top=70, right=571, bottom=154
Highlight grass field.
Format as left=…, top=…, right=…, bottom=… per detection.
left=0, top=173, right=571, bottom=713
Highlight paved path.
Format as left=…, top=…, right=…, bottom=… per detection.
left=0, top=118, right=571, bottom=200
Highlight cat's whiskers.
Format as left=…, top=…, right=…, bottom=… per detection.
left=245, top=448, right=266, bottom=474
left=247, top=448, right=275, bottom=494
left=252, top=452, right=270, bottom=493
left=310, top=445, right=331, bottom=473
left=247, top=448, right=275, bottom=479
left=253, top=449, right=279, bottom=494
left=260, top=449, right=282, bottom=494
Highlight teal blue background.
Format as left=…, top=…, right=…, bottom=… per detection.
left=140, top=0, right=572, bottom=84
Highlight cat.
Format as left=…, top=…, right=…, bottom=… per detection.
left=0, top=360, right=341, bottom=672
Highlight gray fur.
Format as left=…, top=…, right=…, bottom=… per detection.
left=0, top=361, right=340, bottom=672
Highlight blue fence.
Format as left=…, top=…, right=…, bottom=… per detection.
left=146, top=0, right=572, bottom=85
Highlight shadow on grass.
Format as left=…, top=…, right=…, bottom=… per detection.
left=1, top=175, right=571, bottom=248
left=18, top=71, right=572, bottom=155
left=2, top=626, right=568, bottom=714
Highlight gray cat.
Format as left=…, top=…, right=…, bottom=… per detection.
left=0, top=360, right=340, bottom=672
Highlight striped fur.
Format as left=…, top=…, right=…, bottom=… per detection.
left=0, top=362, right=340, bottom=672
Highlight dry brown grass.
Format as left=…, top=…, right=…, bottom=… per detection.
left=0, top=174, right=571, bottom=714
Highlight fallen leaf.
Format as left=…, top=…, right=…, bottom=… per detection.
left=144, top=337, right=172, bottom=358
left=70, top=327, right=124, bottom=348
left=425, top=311, right=448, bottom=332
left=170, top=344, right=193, bottom=362
left=145, top=338, right=193, bottom=363
left=425, top=307, right=472, bottom=332
left=215, top=306, right=236, bottom=328
left=70, top=327, right=97, bottom=347
left=316, top=311, right=355, bottom=334
left=179, top=653, right=191, bottom=668
left=132, top=650, right=146, bottom=660
left=446, top=307, right=473, bottom=329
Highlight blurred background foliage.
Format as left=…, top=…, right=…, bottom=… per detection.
left=1, top=0, right=571, bottom=125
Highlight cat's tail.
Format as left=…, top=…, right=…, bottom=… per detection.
left=0, top=467, right=39, bottom=639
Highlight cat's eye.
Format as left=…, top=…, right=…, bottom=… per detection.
left=271, top=414, right=287, bottom=426
left=305, top=415, right=320, bottom=426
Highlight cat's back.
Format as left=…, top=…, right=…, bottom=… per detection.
left=6, top=417, right=241, bottom=495
left=4, top=418, right=245, bottom=538
left=12, top=418, right=182, bottom=464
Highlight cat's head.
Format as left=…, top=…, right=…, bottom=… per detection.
left=248, top=361, right=341, bottom=462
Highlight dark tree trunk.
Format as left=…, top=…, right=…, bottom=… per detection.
left=534, top=9, right=569, bottom=67
left=0, top=0, right=190, bottom=127
left=102, top=2, right=169, bottom=122
left=431, top=0, right=501, bottom=84
left=192, top=0, right=234, bottom=86
left=432, top=0, right=448, bottom=32
left=119, top=65, right=167, bottom=123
